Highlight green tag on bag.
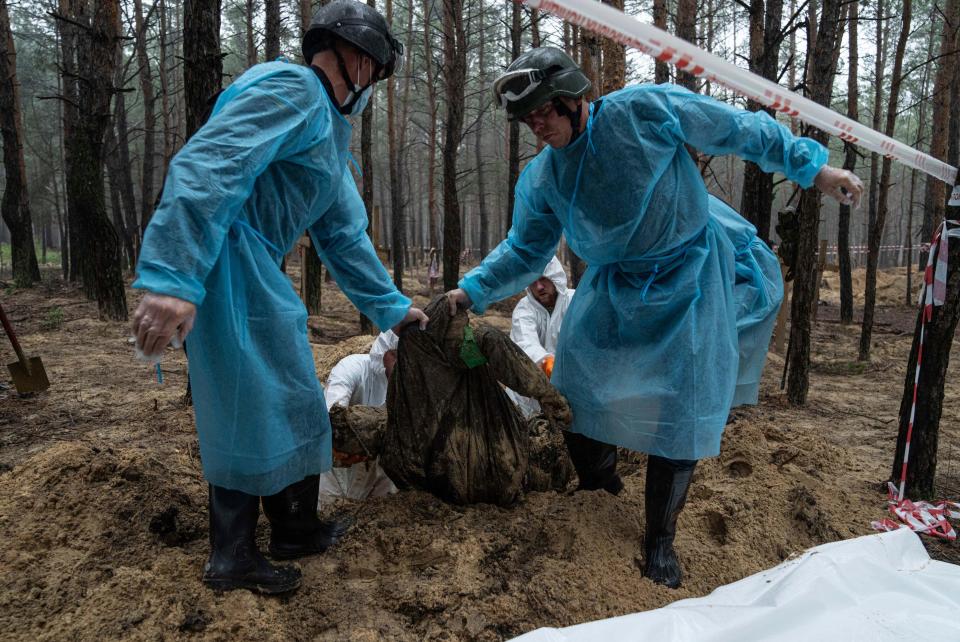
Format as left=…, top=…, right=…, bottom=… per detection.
left=459, top=326, right=487, bottom=369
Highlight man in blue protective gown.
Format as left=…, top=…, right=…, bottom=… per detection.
left=446, top=48, right=863, bottom=589
left=130, top=0, right=427, bottom=595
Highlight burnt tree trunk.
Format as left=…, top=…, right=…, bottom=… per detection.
left=68, top=0, right=127, bottom=320
left=441, top=0, right=465, bottom=291
left=0, top=0, right=42, bottom=286
left=785, top=0, right=843, bottom=405
left=739, top=0, right=783, bottom=244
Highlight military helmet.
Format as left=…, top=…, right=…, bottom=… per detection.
left=302, top=0, right=403, bottom=79
left=492, top=47, right=592, bottom=120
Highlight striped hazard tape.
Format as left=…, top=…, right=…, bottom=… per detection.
left=522, top=0, right=959, bottom=187
left=872, top=482, right=960, bottom=540
left=868, top=220, right=960, bottom=539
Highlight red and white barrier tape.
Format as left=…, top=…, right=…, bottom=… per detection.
left=523, top=0, right=959, bottom=187
left=868, top=219, right=960, bottom=539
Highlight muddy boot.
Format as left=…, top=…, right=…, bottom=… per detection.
left=563, top=432, right=624, bottom=495
left=202, top=485, right=302, bottom=594
left=643, top=455, right=697, bottom=589
left=262, top=474, right=353, bottom=560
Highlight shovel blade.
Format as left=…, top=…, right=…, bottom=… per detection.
left=8, top=356, right=50, bottom=394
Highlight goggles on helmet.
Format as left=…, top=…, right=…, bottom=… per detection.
left=493, top=68, right=546, bottom=108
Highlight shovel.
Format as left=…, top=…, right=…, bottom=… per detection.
left=0, top=301, right=50, bottom=394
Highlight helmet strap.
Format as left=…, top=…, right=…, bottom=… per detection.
left=552, top=97, right=584, bottom=142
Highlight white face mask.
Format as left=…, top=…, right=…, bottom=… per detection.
left=342, top=57, right=373, bottom=117
left=345, top=86, right=373, bottom=117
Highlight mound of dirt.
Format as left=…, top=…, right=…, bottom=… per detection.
left=3, top=270, right=956, bottom=641
left=0, top=408, right=885, bottom=641
left=820, top=266, right=919, bottom=308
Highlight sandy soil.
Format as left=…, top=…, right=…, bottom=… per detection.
left=1, top=264, right=959, bottom=641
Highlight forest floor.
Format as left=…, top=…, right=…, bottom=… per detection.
left=2, top=261, right=960, bottom=641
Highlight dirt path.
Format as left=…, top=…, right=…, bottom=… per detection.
left=1, top=270, right=958, bottom=641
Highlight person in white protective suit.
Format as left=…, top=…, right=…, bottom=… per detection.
left=507, top=256, right=574, bottom=418
left=320, top=330, right=399, bottom=499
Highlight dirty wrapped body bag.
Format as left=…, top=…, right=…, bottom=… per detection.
left=332, top=297, right=573, bottom=505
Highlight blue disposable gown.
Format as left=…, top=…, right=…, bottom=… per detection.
left=460, top=84, right=827, bottom=461
left=133, top=61, right=411, bottom=495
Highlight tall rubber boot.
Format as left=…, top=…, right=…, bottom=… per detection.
left=261, top=474, right=354, bottom=560
left=563, top=432, right=624, bottom=495
left=643, top=455, right=697, bottom=588
left=202, top=485, right=302, bottom=594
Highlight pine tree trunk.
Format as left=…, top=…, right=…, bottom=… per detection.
left=653, top=0, right=669, bottom=83
left=675, top=0, right=698, bottom=90
left=600, top=0, right=625, bottom=94
left=920, top=0, right=960, bottom=268
left=264, top=0, right=279, bottom=61
left=387, top=0, right=404, bottom=292
left=860, top=0, right=910, bottom=361
left=59, top=0, right=82, bottom=281
left=0, top=0, right=42, bottom=286
left=68, top=0, right=128, bottom=320
left=785, top=0, right=843, bottom=405
left=441, top=0, right=465, bottom=291
left=739, top=0, right=783, bottom=244
left=838, top=0, right=859, bottom=324
left=892, top=166, right=960, bottom=498
left=183, top=0, right=222, bottom=139
left=246, top=0, right=257, bottom=67
left=112, top=46, right=141, bottom=269
left=133, top=0, right=158, bottom=240
left=505, top=1, right=521, bottom=237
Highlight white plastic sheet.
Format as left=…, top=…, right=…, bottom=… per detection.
left=512, top=529, right=960, bottom=641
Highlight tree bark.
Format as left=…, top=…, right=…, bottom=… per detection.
left=441, top=0, right=465, bottom=291
left=264, top=0, right=280, bottom=61
left=837, top=0, right=859, bottom=324
left=387, top=0, right=404, bottom=291
left=860, top=0, right=910, bottom=361
left=133, top=0, right=158, bottom=240
left=505, top=1, right=521, bottom=237
left=653, top=0, right=669, bottom=83
left=475, top=0, right=489, bottom=258
left=246, top=0, right=257, bottom=67
left=785, top=0, right=843, bottom=405
left=112, top=47, right=141, bottom=270
left=0, top=0, right=42, bottom=286
left=921, top=0, right=960, bottom=268
left=67, top=0, right=128, bottom=320
left=600, top=0, right=625, bottom=95
left=675, top=0, right=698, bottom=91
left=739, top=0, right=783, bottom=244
left=183, top=0, right=222, bottom=139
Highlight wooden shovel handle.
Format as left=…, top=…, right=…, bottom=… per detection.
left=0, top=301, right=29, bottom=366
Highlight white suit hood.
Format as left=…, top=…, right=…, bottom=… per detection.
left=508, top=256, right=575, bottom=418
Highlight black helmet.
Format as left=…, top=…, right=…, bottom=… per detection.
left=302, top=0, right=403, bottom=80
left=493, top=47, right=591, bottom=121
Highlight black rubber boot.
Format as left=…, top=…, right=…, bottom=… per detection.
left=202, top=485, right=302, bottom=594
left=261, top=474, right=353, bottom=561
left=643, top=455, right=697, bottom=589
left=563, top=432, right=624, bottom=495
